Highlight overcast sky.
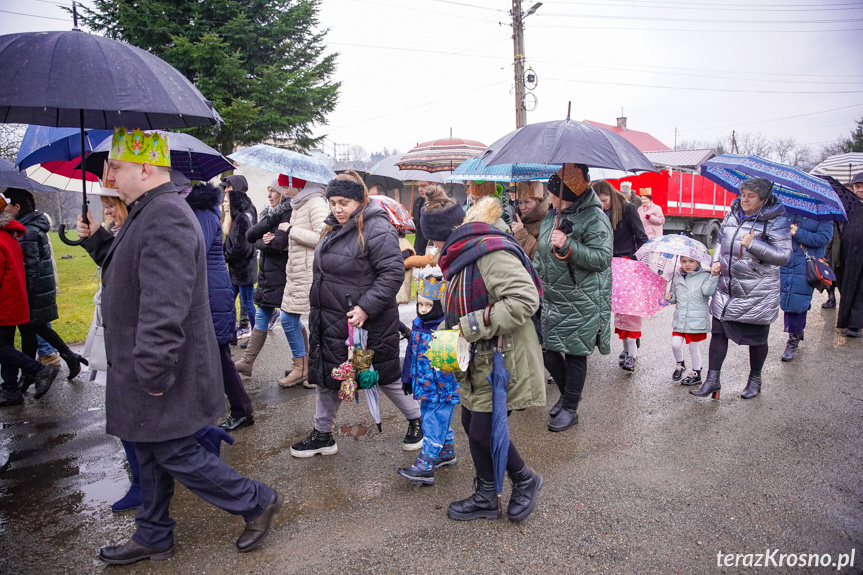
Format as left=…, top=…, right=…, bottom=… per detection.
left=3, top=0, right=863, bottom=159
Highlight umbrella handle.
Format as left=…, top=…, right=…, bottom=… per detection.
left=57, top=224, right=86, bottom=246
left=553, top=246, right=572, bottom=261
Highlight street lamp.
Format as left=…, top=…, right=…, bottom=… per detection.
left=526, top=2, right=542, bottom=17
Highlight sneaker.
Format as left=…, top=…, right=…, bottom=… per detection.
left=436, top=442, right=457, bottom=468
left=290, top=429, right=338, bottom=458
left=236, top=327, right=251, bottom=341
left=672, top=361, right=686, bottom=381
left=622, top=355, right=636, bottom=372
left=680, top=370, right=702, bottom=387
left=39, top=353, right=62, bottom=367
left=403, top=418, right=423, bottom=451
left=397, top=453, right=436, bottom=485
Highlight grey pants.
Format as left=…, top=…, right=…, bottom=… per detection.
left=314, top=383, right=421, bottom=432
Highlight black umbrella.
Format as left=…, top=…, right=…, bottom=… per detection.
left=0, top=5, right=218, bottom=245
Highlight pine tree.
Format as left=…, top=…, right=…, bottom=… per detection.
left=76, top=0, right=339, bottom=155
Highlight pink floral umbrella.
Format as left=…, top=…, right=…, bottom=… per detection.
left=611, top=257, right=668, bottom=318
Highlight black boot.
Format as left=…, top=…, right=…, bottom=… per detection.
left=822, top=289, right=836, bottom=309
left=690, top=369, right=721, bottom=399
left=548, top=408, right=578, bottom=432
left=447, top=477, right=500, bottom=521
left=781, top=333, right=801, bottom=362
left=60, top=351, right=88, bottom=380
left=672, top=361, right=686, bottom=381
left=33, top=365, right=61, bottom=400
left=680, top=369, right=702, bottom=386
left=548, top=395, right=564, bottom=418
left=507, top=466, right=543, bottom=522
left=741, top=371, right=762, bottom=399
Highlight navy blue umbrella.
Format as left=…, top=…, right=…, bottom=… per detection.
left=16, top=126, right=113, bottom=171
left=0, top=158, right=59, bottom=194
left=481, top=104, right=657, bottom=174
left=488, top=336, right=511, bottom=513
left=0, top=13, right=219, bottom=246
left=82, top=131, right=233, bottom=182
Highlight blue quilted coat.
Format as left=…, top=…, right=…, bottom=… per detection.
left=779, top=215, right=833, bottom=314
left=401, top=314, right=459, bottom=404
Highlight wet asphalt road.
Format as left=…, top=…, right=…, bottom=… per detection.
left=1, top=291, right=862, bottom=574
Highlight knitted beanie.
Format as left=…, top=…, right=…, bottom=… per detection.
left=420, top=185, right=465, bottom=241
left=326, top=177, right=365, bottom=202
left=278, top=174, right=306, bottom=189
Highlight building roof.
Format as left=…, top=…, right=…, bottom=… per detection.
left=584, top=120, right=671, bottom=152
left=644, top=149, right=716, bottom=170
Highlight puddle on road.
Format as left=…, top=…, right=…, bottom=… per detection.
left=339, top=424, right=369, bottom=440
left=81, top=476, right=129, bottom=507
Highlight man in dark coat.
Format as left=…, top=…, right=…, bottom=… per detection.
left=4, top=188, right=86, bottom=391
left=837, top=172, right=863, bottom=337
left=76, top=129, right=280, bottom=564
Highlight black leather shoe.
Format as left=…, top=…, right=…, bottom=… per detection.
left=236, top=490, right=283, bottom=552
left=447, top=477, right=500, bottom=521
left=847, top=328, right=861, bottom=338
left=33, top=365, right=60, bottom=400
left=548, top=408, right=578, bottom=432
left=99, top=539, right=174, bottom=565
left=219, top=414, right=254, bottom=431
left=822, top=294, right=836, bottom=309
left=548, top=396, right=564, bottom=418
left=507, top=466, right=543, bottom=522
left=740, top=371, right=762, bottom=399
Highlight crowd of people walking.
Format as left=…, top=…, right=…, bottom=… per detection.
left=1, top=129, right=861, bottom=564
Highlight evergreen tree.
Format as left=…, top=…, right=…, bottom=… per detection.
left=844, top=117, right=863, bottom=153
left=76, top=0, right=339, bottom=155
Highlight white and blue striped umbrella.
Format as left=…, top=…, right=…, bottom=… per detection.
left=229, top=144, right=336, bottom=185
left=447, top=156, right=560, bottom=182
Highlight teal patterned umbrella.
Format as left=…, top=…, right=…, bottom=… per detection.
left=229, top=144, right=336, bottom=185
left=447, top=157, right=560, bottom=182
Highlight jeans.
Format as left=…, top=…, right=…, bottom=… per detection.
left=420, top=401, right=455, bottom=458
left=231, top=283, right=256, bottom=327
left=254, top=307, right=306, bottom=358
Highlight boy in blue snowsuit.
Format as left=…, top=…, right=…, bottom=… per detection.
left=398, top=266, right=459, bottom=485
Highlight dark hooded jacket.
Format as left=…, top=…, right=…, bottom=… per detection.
left=308, top=202, right=404, bottom=390
left=185, top=182, right=236, bottom=345
left=16, top=210, right=58, bottom=325
left=247, top=197, right=292, bottom=307
left=222, top=175, right=258, bottom=286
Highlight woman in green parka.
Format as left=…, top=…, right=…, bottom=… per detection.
left=534, top=164, right=613, bottom=433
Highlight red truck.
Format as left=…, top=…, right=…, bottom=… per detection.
left=607, top=169, right=732, bottom=249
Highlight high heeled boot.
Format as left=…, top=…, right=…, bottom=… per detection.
left=741, top=371, right=762, bottom=399
left=690, top=369, right=721, bottom=399
left=59, top=350, right=88, bottom=380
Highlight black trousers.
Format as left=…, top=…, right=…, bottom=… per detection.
left=543, top=351, right=587, bottom=411
left=132, top=434, right=273, bottom=548
left=460, top=407, right=525, bottom=483
left=218, top=343, right=252, bottom=419
left=0, top=325, right=42, bottom=394
left=18, top=322, right=72, bottom=361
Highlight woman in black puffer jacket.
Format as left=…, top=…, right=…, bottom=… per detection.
left=221, top=175, right=257, bottom=337
left=290, top=172, right=423, bottom=458
left=234, top=179, right=292, bottom=381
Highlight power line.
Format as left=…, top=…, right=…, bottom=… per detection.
left=546, top=0, right=863, bottom=11
left=427, top=0, right=506, bottom=11
left=531, top=22, right=863, bottom=32
left=537, top=12, right=863, bottom=24
left=543, top=76, right=863, bottom=94
left=0, top=8, right=69, bottom=21
left=680, top=104, right=863, bottom=132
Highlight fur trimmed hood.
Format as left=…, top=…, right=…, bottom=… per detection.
left=184, top=182, right=222, bottom=212
left=228, top=189, right=255, bottom=219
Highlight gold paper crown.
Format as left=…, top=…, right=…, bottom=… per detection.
left=109, top=128, right=170, bottom=167
left=419, top=266, right=447, bottom=300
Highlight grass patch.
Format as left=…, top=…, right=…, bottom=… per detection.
left=49, top=232, right=99, bottom=344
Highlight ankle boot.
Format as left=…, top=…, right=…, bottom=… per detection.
left=447, top=477, right=500, bottom=521
left=781, top=333, right=801, bottom=362
left=741, top=371, right=762, bottom=399
left=60, top=350, right=88, bottom=380
left=690, top=369, right=721, bottom=399
left=234, top=329, right=267, bottom=377
left=278, top=357, right=307, bottom=388
left=680, top=369, right=702, bottom=386
left=822, top=289, right=836, bottom=309
left=548, top=396, right=564, bottom=418
left=507, top=466, right=543, bottom=522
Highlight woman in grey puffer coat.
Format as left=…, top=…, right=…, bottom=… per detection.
left=692, top=178, right=792, bottom=400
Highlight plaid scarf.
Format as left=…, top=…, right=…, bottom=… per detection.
left=438, top=222, right=543, bottom=336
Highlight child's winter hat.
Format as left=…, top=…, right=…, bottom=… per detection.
left=419, top=265, right=447, bottom=300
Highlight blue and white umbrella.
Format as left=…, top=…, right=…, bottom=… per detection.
left=447, top=156, right=560, bottom=182
left=702, top=154, right=848, bottom=222
left=229, top=144, right=336, bottom=185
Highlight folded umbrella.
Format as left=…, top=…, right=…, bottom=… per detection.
left=229, top=144, right=336, bottom=186
left=701, top=154, right=847, bottom=222
left=488, top=336, right=511, bottom=514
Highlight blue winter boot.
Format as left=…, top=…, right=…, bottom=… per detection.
left=436, top=442, right=457, bottom=469
left=195, top=426, right=235, bottom=457
left=112, top=440, right=142, bottom=512
left=397, top=453, right=437, bottom=485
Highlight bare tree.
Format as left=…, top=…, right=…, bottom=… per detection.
left=790, top=145, right=815, bottom=171
left=819, top=137, right=848, bottom=163
left=0, top=124, right=25, bottom=162
left=347, top=145, right=368, bottom=162
left=773, top=137, right=797, bottom=164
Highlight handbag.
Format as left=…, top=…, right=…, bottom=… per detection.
left=801, top=245, right=836, bottom=292
left=89, top=326, right=108, bottom=372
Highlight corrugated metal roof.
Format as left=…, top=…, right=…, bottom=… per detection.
left=644, top=149, right=716, bottom=169
left=584, top=120, right=672, bottom=151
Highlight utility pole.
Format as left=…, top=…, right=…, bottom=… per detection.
left=511, top=2, right=541, bottom=129
left=512, top=0, right=526, bottom=129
